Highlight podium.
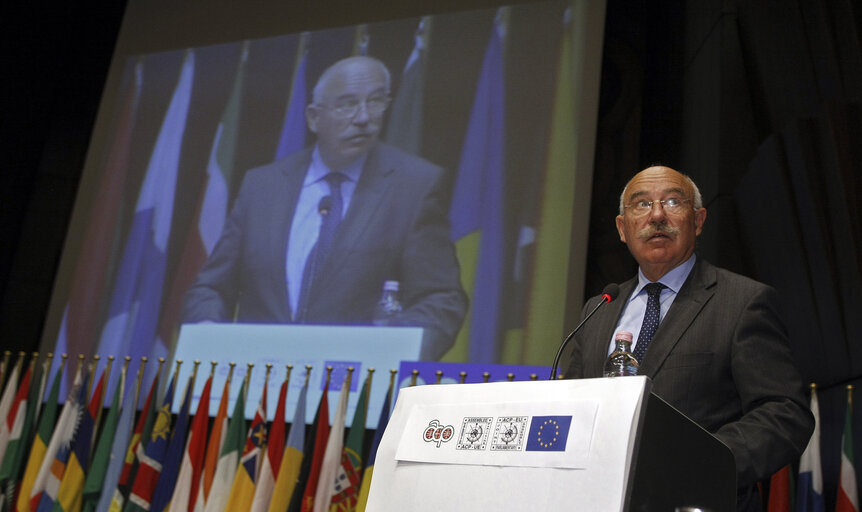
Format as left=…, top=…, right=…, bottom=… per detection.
left=366, top=376, right=735, bottom=511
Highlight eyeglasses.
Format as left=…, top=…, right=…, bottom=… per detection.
left=320, top=95, right=391, bottom=119
left=623, top=197, right=693, bottom=216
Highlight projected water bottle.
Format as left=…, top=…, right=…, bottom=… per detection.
left=603, top=331, right=639, bottom=377
left=373, top=280, right=403, bottom=326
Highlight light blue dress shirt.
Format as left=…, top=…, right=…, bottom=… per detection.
left=608, top=254, right=697, bottom=356
left=286, top=146, right=365, bottom=315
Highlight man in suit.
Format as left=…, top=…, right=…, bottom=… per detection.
left=182, top=56, right=467, bottom=360
left=564, top=165, right=813, bottom=510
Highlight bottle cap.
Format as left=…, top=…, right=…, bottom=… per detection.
left=383, top=280, right=399, bottom=291
left=614, top=331, right=634, bottom=342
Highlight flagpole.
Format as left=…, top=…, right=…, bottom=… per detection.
left=87, top=354, right=100, bottom=399
left=0, top=351, right=11, bottom=389
left=91, top=355, right=115, bottom=450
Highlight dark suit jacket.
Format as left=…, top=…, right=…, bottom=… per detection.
left=564, top=258, right=813, bottom=508
left=182, top=142, right=467, bottom=360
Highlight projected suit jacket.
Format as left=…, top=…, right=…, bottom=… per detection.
left=182, top=142, right=467, bottom=360
left=563, top=258, right=813, bottom=510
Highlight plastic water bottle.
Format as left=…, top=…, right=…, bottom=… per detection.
left=373, top=280, right=402, bottom=326
left=603, top=331, right=639, bottom=377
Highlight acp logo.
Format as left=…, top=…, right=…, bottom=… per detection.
left=423, top=420, right=455, bottom=448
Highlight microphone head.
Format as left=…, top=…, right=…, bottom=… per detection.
left=318, top=195, right=333, bottom=215
left=601, top=283, right=620, bottom=302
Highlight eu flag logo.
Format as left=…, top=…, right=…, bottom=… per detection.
left=525, top=415, right=572, bottom=451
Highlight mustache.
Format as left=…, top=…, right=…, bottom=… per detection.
left=637, top=223, right=680, bottom=240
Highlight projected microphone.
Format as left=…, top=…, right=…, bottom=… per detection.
left=548, top=283, right=620, bottom=380
left=318, top=195, right=333, bottom=216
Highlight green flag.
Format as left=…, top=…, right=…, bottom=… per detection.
left=0, top=357, right=43, bottom=486
left=82, top=363, right=127, bottom=511
left=329, top=371, right=372, bottom=509
left=204, top=377, right=247, bottom=512
left=16, top=358, right=64, bottom=512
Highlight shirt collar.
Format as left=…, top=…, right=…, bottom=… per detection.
left=631, top=253, right=697, bottom=300
left=305, top=145, right=366, bottom=186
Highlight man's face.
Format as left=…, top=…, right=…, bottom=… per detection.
left=615, top=166, right=707, bottom=281
left=306, top=60, right=389, bottom=170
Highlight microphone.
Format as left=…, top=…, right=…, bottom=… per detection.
left=318, top=195, right=333, bottom=216
left=548, top=283, right=620, bottom=380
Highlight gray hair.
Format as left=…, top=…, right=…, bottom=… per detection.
left=311, top=56, right=391, bottom=105
left=617, top=170, right=704, bottom=216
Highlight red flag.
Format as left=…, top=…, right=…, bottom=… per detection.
left=170, top=374, right=213, bottom=511
left=300, top=383, right=330, bottom=512
left=767, top=465, right=791, bottom=512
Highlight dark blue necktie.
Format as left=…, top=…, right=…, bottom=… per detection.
left=632, top=282, right=666, bottom=363
left=296, top=172, right=346, bottom=321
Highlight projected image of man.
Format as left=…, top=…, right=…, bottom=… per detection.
left=182, top=56, right=467, bottom=360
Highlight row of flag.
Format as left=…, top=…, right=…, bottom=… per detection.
left=768, top=384, right=859, bottom=512
left=0, top=351, right=398, bottom=512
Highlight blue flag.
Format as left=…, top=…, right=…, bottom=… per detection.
left=525, top=416, right=571, bottom=452
left=448, top=12, right=506, bottom=363
left=275, top=41, right=308, bottom=160
left=96, top=51, right=195, bottom=396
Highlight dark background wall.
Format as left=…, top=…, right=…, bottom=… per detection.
left=2, top=0, right=861, bottom=508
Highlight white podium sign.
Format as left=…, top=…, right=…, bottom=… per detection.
left=172, top=323, right=422, bottom=427
left=367, top=377, right=650, bottom=511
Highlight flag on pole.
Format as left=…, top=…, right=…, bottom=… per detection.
left=111, top=360, right=163, bottom=511
left=0, top=355, right=41, bottom=507
left=356, top=371, right=395, bottom=512
left=54, top=365, right=106, bottom=512
left=168, top=371, right=212, bottom=512
left=157, top=43, right=248, bottom=352
left=445, top=9, right=507, bottom=364
left=268, top=371, right=309, bottom=512
left=797, top=384, right=823, bottom=512
left=150, top=370, right=197, bottom=512
left=54, top=59, right=143, bottom=376
left=521, top=7, right=582, bottom=363
left=252, top=368, right=290, bottom=512
left=767, top=465, right=792, bottom=512
left=204, top=375, right=248, bottom=512
left=837, top=386, right=858, bottom=512
left=329, top=370, right=371, bottom=511
left=384, top=17, right=431, bottom=155
left=84, top=360, right=131, bottom=512
left=225, top=373, right=269, bottom=511
left=29, top=364, right=87, bottom=512
left=312, top=370, right=352, bottom=512
left=123, top=368, right=179, bottom=512
left=275, top=34, right=308, bottom=160
left=16, top=356, right=65, bottom=512
left=0, top=354, right=25, bottom=464
left=291, top=374, right=330, bottom=512
left=0, top=356, right=33, bottom=479
left=96, top=50, right=195, bottom=390
left=198, top=367, right=233, bottom=509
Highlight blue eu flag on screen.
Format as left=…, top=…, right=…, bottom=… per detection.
left=525, top=415, right=572, bottom=451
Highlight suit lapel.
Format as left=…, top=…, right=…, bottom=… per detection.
left=639, top=259, right=717, bottom=377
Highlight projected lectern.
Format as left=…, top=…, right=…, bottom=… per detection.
left=366, top=376, right=735, bottom=511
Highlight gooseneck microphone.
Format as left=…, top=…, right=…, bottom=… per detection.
left=548, top=283, right=620, bottom=380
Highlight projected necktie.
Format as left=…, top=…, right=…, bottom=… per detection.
left=632, top=282, right=666, bottom=363
left=296, top=172, right=346, bottom=321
